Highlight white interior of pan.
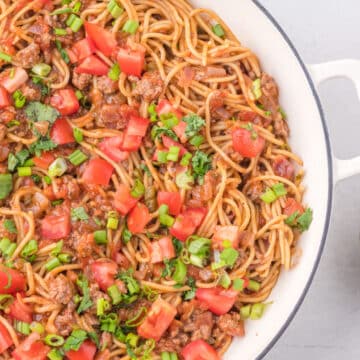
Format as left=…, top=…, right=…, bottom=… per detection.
left=190, top=0, right=331, bottom=358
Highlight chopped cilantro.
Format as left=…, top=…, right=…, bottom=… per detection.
left=76, top=276, right=93, bottom=314
left=29, top=138, right=57, bottom=157
left=25, top=101, right=59, bottom=124
left=183, top=277, right=196, bottom=300
left=161, top=259, right=176, bottom=278
left=71, top=207, right=89, bottom=221
left=64, top=329, right=88, bottom=351
left=151, top=126, right=178, bottom=141
left=191, top=150, right=212, bottom=182
left=183, top=113, right=205, bottom=138
left=3, top=219, right=17, bottom=234
left=122, top=228, right=132, bottom=244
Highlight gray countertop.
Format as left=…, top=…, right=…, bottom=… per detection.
left=259, top=1, right=360, bottom=359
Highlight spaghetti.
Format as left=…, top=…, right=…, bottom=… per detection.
left=0, top=0, right=312, bottom=359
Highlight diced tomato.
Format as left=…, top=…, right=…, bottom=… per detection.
left=12, top=333, right=50, bottom=360
left=90, top=260, right=118, bottom=292
left=84, top=22, right=117, bottom=57
left=239, top=111, right=257, bottom=122
left=0, top=265, right=26, bottom=294
left=120, top=130, right=142, bottom=152
left=0, top=322, right=12, bottom=354
left=8, top=294, right=33, bottom=323
left=72, top=38, right=96, bottom=62
left=150, top=236, right=175, bottom=263
left=170, top=207, right=207, bottom=241
left=0, top=67, right=28, bottom=93
left=67, top=48, right=78, bottom=64
left=50, top=89, right=80, bottom=116
left=162, top=135, right=187, bottom=156
left=113, top=184, right=138, bottom=215
left=283, top=198, right=304, bottom=216
left=32, top=152, right=55, bottom=169
left=272, top=156, right=295, bottom=180
left=137, top=297, right=177, bottom=341
left=41, top=213, right=71, bottom=240
left=99, top=136, right=129, bottom=163
left=156, top=99, right=183, bottom=120
left=232, top=127, right=265, bottom=158
left=0, top=86, right=10, bottom=109
left=157, top=191, right=182, bottom=216
left=195, top=287, right=238, bottom=315
left=181, top=339, right=220, bottom=360
left=126, top=115, right=150, bottom=137
left=117, top=47, right=145, bottom=77
left=212, top=225, right=240, bottom=249
left=66, top=340, right=96, bottom=360
left=75, top=55, right=109, bottom=76
left=50, top=118, right=75, bottom=145
left=82, top=158, right=114, bottom=186
left=173, top=121, right=187, bottom=143
left=127, top=203, right=150, bottom=233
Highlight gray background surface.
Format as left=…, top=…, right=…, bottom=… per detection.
left=259, top=1, right=360, bottom=359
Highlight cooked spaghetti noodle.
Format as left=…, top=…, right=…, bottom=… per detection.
left=0, top=0, right=312, bottom=359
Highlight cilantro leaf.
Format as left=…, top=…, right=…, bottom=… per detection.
left=161, top=259, right=176, bottom=278
left=3, top=219, right=17, bottom=234
left=29, top=138, right=57, bottom=157
left=71, top=207, right=89, bottom=222
left=76, top=275, right=93, bottom=314
left=183, top=277, right=196, bottom=300
left=24, top=101, right=59, bottom=123
left=151, top=126, right=178, bottom=141
left=183, top=114, right=205, bottom=138
left=64, top=329, right=87, bottom=351
left=191, top=150, right=212, bottom=182
left=172, top=238, right=183, bottom=257
left=297, top=208, right=313, bottom=232
left=55, top=40, right=70, bottom=64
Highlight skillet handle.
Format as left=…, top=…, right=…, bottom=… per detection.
left=308, top=59, right=360, bottom=183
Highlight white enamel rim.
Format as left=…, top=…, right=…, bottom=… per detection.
left=189, top=0, right=360, bottom=359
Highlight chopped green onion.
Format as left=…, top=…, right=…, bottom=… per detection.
left=44, top=334, right=64, bottom=347
left=157, top=151, right=168, bottom=163
left=0, top=294, right=13, bottom=310
left=108, top=63, right=120, bottom=81
left=29, top=321, right=44, bottom=334
left=0, top=52, right=12, bottom=63
left=8, top=154, right=19, bottom=172
left=222, top=240, right=232, bottom=248
left=233, top=278, right=245, bottom=291
left=45, top=257, right=61, bottom=271
left=125, top=333, right=139, bottom=347
left=71, top=207, right=89, bottom=221
left=107, top=217, right=119, bottom=230
left=17, top=167, right=31, bottom=177
left=272, top=183, right=287, bottom=197
left=47, top=349, right=63, bottom=360
left=161, top=352, right=178, bottom=360
left=122, top=20, right=139, bottom=34
left=48, top=158, right=67, bottom=177
left=211, top=260, right=225, bottom=271
left=122, top=227, right=132, bottom=244
left=94, top=230, right=107, bottom=245
left=220, top=248, right=239, bottom=268
left=3, top=242, right=15, bottom=258
left=108, top=0, right=124, bottom=18
left=167, top=146, right=180, bottom=162
left=14, top=320, right=30, bottom=335
left=252, top=78, right=262, bottom=100
left=66, top=14, right=83, bottom=32
left=189, top=135, right=204, bottom=147
left=158, top=204, right=169, bottom=216
left=51, top=240, right=63, bottom=256
left=96, top=298, right=110, bottom=316
left=68, top=149, right=88, bottom=166
left=16, top=149, right=30, bottom=165
left=7, top=120, right=20, bottom=128
left=212, top=23, right=225, bottom=37
left=44, top=175, right=52, bottom=184
left=50, top=7, right=72, bottom=15
left=54, top=28, right=67, bottom=36
left=247, top=279, right=261, bottom=292
left=107, top=284, right=122, bottom=305
left=100, top=313, right=118, bottom=333
left=297, top=208, right=313, bottom=232
left=279, top=108, right=287, bottom=119
left=148, top=103, right=158, bottom=122
left=58, top=253, right=72, bottom=263
left=240, top=304, right=251, bottom=319
left=219, top=272, right=231, bottom=289
left=175, top=171, right=194, bottom=190
left=73, top=127, right=83, bottom=142
left=260, top=188, right=277, bottom=204
left=23, top=159, right=34, bottom=167
left=32, top=63, right=51, bottom=77
left=160, top=113, right=179, bottom=129
left=130, top=178, right=145, bottom=198
left=172, top=259, right=187, bottom=284
left=64, top=329, right=88, bottom=352
left=72, top=1, right=81, bottom=12
left=75, top=90, right=83, bottom=100
left=125, top=306, right=147, bottom=327
left=180, top=153, right=192, bottom=166
left=0, top=237, right=11, bottom=254
left=250, top=303, right=266, bottom=320
left=159, top=214, right=175, bottom=227
left=55, top=40, right=70, bottom=63
left=21, top=239, right=38, bottom=262
left=12, top=90, right=26, bottom=108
